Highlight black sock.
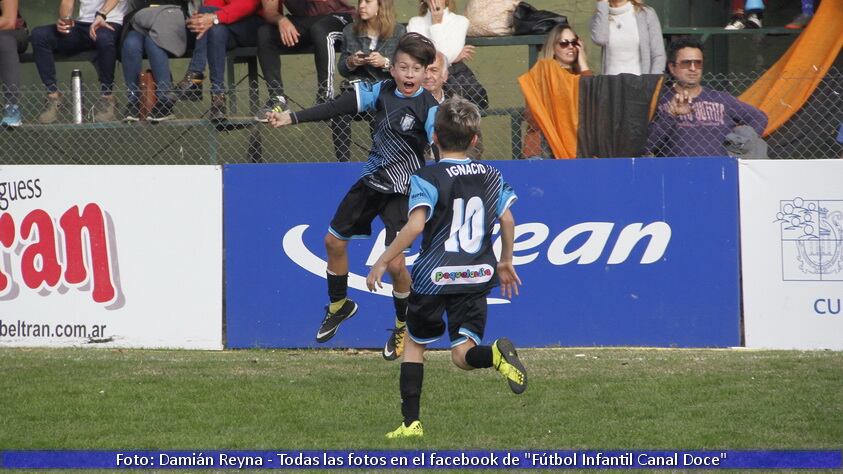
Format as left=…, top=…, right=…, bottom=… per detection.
left=465, top=345, right=493, bottom=369
left=327, top=272, right=348, bottom=303
left=399, top=362, right=423, bottom=425
left=393, top=292, right=409, bottom=323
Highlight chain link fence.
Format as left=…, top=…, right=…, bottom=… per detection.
left=2, top=67, right=841, bottom=164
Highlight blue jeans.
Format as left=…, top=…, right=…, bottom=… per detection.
left=121, top=30, right=177, bottom=103
left=187, top=7, right=262, bottom=95
left=30, top=22, right=122, bottom=94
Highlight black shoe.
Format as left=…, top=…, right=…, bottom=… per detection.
left=175, top=71, right=204, bottom=102
left=316, top=299, right=358, bottom=343
left=210, top=93, right=227, bottom=122
left=254, top=95, right=289, bottom=122
left=123, top=102, right=141, bottom=122
left=148, top=100, right=175, bottom=122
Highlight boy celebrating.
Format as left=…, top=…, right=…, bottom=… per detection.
left=267, top=33, right=439, bottom=360
left=366, top=96, right=527, bottom=438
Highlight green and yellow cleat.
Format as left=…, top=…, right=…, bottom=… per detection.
left=386, top=420, right=424, bottom=439
left=493, top=337, right=528, bottom=394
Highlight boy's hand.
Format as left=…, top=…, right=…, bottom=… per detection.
left=497, top=262, right=521, bottom=299
left=366, top=261, right=388, bottom=291
left=266, top=111, right=292, bottom=127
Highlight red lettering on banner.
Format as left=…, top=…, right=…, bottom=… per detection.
left=0, top=204, right=117, bottom=305
left=0, top=213, right=15, bottom=294
left=60, top=204, right=115, bottom=304
left=21, top=210, right=62, bottom=291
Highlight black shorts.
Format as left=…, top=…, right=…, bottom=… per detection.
left=406, top=290, right=490, bottom=348
left=329, top=179, right=408, bottom=246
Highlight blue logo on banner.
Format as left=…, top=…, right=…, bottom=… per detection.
left=776, top=197, right=843, bottom=281
left=224, top=158, right=741, bottom=349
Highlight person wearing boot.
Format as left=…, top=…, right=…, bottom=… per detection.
left=176, top=0, right=263, bottom=121
left=30, top=0, right=128, bottom=123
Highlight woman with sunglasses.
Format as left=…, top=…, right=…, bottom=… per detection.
left=539, top=24, right=592, bottom=75
left=522, top=24, right=592, bottom=158
left=590, top=0, right=665, bottom=75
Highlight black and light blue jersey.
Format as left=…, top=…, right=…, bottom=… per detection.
left=408, top=158, right=517, bottom=295
left=355, top=80, right=439, bottom=195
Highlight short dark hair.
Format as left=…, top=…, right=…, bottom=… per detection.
left=434, top=96, right=481, bottom=153
left=393, top=33, right=437, bottom=67
left=668, top=37, right=704, bottom=64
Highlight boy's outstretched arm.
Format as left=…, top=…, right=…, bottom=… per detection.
left=497, top=209, right=522, bottom=299
left=366, top=208, right=426, bottom=291
left=266, top=89, right=359, bottom=128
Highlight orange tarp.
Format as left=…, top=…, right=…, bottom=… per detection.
left=518, top=59, right=580, bottom=159
left=739, top=0, right=843, bottom=136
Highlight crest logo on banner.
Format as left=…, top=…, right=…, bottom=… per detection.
left=776, top=197, right=843, bottom=281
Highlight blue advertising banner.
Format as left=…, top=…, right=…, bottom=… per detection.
left=3, top=450, right=840, bottom=469
left=224, top=158, right=740, bottom=349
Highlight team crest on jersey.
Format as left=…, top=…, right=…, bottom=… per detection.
left=431, top=264, right=494, bottom=285
left=400, top=113, right=416, bottom=131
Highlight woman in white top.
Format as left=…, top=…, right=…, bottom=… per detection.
left=407, top=0, right=470, bottom=65
left=589, top=0, right=665, bottom=75
left=407, top=0, right=487, bottom=109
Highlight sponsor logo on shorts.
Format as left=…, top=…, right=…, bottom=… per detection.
left=431, top=264, right=494, bottom=285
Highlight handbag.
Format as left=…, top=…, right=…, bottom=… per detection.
left=512, top=2, right=567, bottom=36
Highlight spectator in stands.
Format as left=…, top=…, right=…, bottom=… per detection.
left=332, top=0, right=404, bottom=161
left=120, top=1, right=191, bottom=122
left=590, top=0, right=665, bottom=75
left=785, top=0, right=817, bottom=30
left=253, top=0, right=354, bottom=119
left=0, top=0, right=27, bottom=127
left=30, top=0, right=128, bottom=123
left=408, top=0, right=488, bottom=110
left=176, top=0, right=264, bottom=121
left=725, top=0, right=765, bottom=29
left=423, top=50, right=449, bottom=104
left=523, top=24, right=591, bottom=158
left=643, top=37, right=768, bottom=157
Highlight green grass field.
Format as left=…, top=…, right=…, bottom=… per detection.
left=1, top=346, right=841, bottom=457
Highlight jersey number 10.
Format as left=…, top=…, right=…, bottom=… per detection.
left=445, top=197, right=485, bottom=254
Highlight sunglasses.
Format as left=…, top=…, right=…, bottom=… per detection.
left=675, top=59, right=704, bottom=69
left=557, top=38, right=578, bottom=48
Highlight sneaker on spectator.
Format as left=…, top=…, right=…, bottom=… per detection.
left=210, top=93, right=227, bottom=122
left=93, top=95, right=117, bottom=122
left=175, top=71, right=204, bottom=102
left=1, top=104, right=22, bottom=128
left=148, top=99, right=175, bottom=123
left=254, top=95, right=289, bottom=122
left=724, top=14, right=746, bottom=30
left=38, top=93, right=63, bottom=124
left=785, top=13, right=812, bottom=29
left=123, top=101, right=141, bottom=122
left=745, top=12, right=762, bottom=29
